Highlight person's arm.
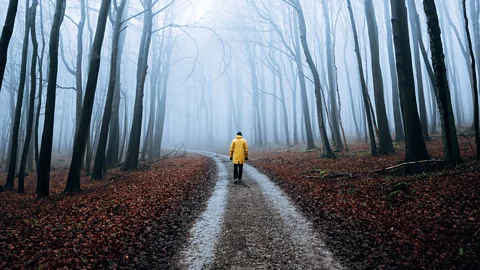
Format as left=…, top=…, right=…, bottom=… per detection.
left=230, top=141, right=235, bottom=160
left=244, top=141, right=249, bottom=160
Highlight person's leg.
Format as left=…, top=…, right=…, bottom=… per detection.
left=233, top=164, right=239, bottom=180
left=238, top=164, right=243, bottom=180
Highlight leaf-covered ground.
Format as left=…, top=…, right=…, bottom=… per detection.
left=250, top=137, right=480, bottom=269
left=0, top=155, right=215, bottom=269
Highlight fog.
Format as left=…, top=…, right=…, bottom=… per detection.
left=0, top=0, right=478, bottom=176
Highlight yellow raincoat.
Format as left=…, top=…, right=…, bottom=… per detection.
left=230, top=135, right=249, bottom=164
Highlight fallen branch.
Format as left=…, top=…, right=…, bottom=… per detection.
left=375, top=160, right=443, bottom=173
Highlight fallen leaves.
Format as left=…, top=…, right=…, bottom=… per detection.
left=0, top=155, right=215, bottom=269
left=250, top=137, right=480, bottom=269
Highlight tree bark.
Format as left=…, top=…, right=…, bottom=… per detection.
left=461, top=0, right=479, bottom=159
left=321, top=0, right=343, bottom=152
left=346, top=0, right=378, bottom=156
left=65, top=0, right=111, bottom=191
left=365, top=0, right=395, bottom=154
left=123, top=0, right=153, bottom=171
left=383, top=0, right=404, bottom=141
left=391, top=0, right=429, bottom=162
left=37, top=0, right=66, bottom=198
left=92, top=0, right=127, bottom=180
left=0, top=0, right=19, bottom=92
left=293, top=0, right=333, bottom=157
left=5, top=0, right=31, bottom=191
left=18, top=0, right=39, bottom=193
left=407, top=0, right=430, bottom=141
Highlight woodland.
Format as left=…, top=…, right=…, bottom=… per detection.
left=0, top=0, right=479, bottom=268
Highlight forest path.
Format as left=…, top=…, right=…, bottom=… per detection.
left=176, top=151, right=342, bottom=270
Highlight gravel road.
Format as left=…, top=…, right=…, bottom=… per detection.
left=177, top=153, right=342, bottom=270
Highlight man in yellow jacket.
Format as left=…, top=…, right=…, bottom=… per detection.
left=229, top=132, right=249, bottom=184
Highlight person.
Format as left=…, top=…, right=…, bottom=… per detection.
left=229, top=132, right=248, bottom=184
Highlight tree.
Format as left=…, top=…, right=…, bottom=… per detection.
left=391, top=0, right=429, bottom=162
left=92, top=0, right=127, bottom=180
left=0, top=0, right=19, bottom=92
left=365, top=0, right=395, bottom=154
left=321, top=0, right=344, bottom=152
left=105, top=0, right=130, bottom=168
left=407, top=0, right=430, bottom=141
left=346, top=0, right=377, bottom=156
left=18, top=0, right=39, bottom=193
left=461, top=0, right=479, bottom=159
left=37, top=0, right=66, bottom=198
left=383, top=0, right=404, bottom=141
left=65, top=0, right=112, bottom=191
left=290, top=0, right=334, bottom=158
left=5, top=0, right=32, bottom=191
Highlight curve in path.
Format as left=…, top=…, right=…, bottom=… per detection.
left=178, top=152, right=342, bottom=269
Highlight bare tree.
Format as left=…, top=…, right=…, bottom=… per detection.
left=18, top=0, right=39, bottom=193
left=346, top=0, right=377, bottom=156
left=92, top=0, right=127, bottom=180
left=461, top=0, right=479, bottom=159
left=0, top=0, right=19, bottom=92
left=37, top=0, right=66, bottom=198
left=391, top=0, right=429, bottom=162
left=5, top=0, right=32, bottom=191
left=65, top=0, right=112, bottom=191
left=365, top=0, right=395, bottom=154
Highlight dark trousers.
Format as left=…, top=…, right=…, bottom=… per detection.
left=234, top=164, right=243, bottom=180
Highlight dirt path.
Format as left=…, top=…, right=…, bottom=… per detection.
left=177, top=153, right=342, bottom=269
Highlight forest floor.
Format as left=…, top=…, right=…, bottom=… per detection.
left=1, top=136, right=479, bottom=269
left=0, top=155, right=216, bottom=269
left=249, top=136, right=480, bottom=269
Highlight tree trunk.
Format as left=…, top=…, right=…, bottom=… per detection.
left=407, top=0, right=430, bottom=141
left=294, top=0, right=333, bottom=157
left=123, top=0, right=153, bottom=171
left=347, top=0, right=378, bottom=156
left=18, top=0, right=39, bottom=193
left=5, top=0, right=31, bottom=191
left=391, top=0, right=429, bottom=162
left=292, top=11, right=315, bottom=150
left=65, top=0, right=111, bottom=191
left=0, top=0, right=19, bottom=92
left=321, top=0, right=344, bottom=152
left=105, top=0, right=129, bottom=168
left=384, top=0, right=404, bottom=141
left=461, top=0, right=479, bottom=159
left=92, top=0, right=126, bottom=180
left=37, top=0, right=66, bottom=198
left=365, top=0, right=395, bottom=154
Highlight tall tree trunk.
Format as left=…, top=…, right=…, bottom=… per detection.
left=384, top=0, right=404, bottom=141
left=292, top=11, right=315, bottom=150
left=0, top=0, right=19, bottom=92
left=462, top=0, right=479, bottom=159
left=344, top=40, right=361, bottom=141
left=365, top=0, right=395, bottom=154
left=105, top=0, right=129, bottom=168
left=391, top=0, right=429, bottom=162
left=5, top=0, right=31, bottom=191
left=346, top=0, right=378, bottom=156
left=65, top=0, right=111, bottom=191
left=92, top=0, right=127, bottom=180
left=123, top=0, right=153, bottom=171
left=37, top=0, right=66, bottom=198
left=18, top=0, right=38, bottom=193
left=321, top=0, right=344, bottom=152
left=74, top=0, right=86, bottom=132
left=407, top=0, right=430, bottom=141
left=294, top=0, right=333, bottom=157
left=35, top=0, right=46, bottom=166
